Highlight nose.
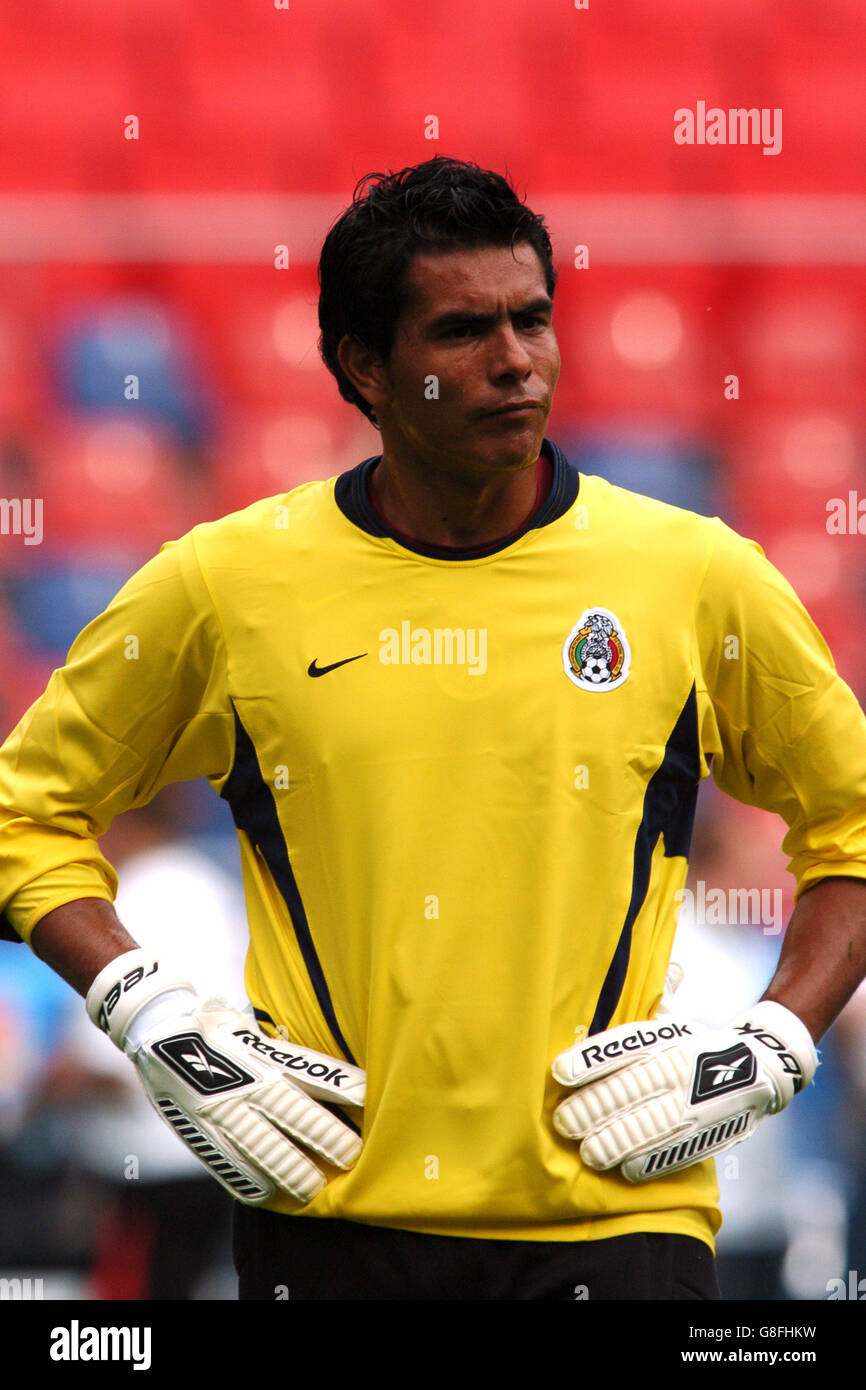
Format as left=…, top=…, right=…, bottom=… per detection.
left=489, top=323, right=533, bottom=379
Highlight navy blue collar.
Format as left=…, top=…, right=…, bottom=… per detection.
left=334, top=437, right=579, bottom=560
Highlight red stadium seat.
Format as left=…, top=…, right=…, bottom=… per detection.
left=556, top=269, right=716, bottom=428
left=210, top=409, right=380, bottom=516
left=735, top=275, right=864, bottom=413
left=31, top=416, right=196, bottom=551
left=724, top=411, right=863, bottom=533
left=172, top=269, right=337, bottom=413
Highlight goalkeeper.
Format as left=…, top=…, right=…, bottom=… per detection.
left=1, top=156, right=866, bottom=1301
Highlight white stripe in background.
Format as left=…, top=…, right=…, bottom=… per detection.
left=0, top=194, right=862, bottom=263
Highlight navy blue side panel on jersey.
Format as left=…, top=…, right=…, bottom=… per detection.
left=589, top=685, right=700, bottom=1035
left=334, top=436, right=580, bottom=559
left=220, top=704, right=357, bottom=1065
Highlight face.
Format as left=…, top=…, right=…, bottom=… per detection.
left=349, top=242, right=560, bottom=478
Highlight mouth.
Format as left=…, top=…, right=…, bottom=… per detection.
left=482, top=401, right=542, bottom=418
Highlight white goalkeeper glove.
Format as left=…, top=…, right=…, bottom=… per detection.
left=86, top=948, right=365, bottom=1206
left=551, top=998, right=817, bottom=1182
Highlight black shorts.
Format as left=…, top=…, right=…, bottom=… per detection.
left=233, top=1207, right=720, bottom=1301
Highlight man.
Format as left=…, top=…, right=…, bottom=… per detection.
left=1, top=156, right=865, bottom=1301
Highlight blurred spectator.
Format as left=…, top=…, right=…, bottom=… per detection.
left=51, top=296, right=215, bottom=457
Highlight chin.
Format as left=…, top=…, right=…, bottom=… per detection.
left=479, top=432, right=544, bottom=471
left=413, top=423, right=544, bottom=473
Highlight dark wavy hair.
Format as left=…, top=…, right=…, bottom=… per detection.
left=317, top=156, right=557, bottom=425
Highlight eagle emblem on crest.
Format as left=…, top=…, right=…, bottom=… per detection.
left=562, top=608, right=631, bottom=691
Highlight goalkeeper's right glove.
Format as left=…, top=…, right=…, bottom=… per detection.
left=85, top=948, right=365, bottom=1206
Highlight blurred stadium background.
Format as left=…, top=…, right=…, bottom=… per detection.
left=0, top=0, right=864, bottom=1300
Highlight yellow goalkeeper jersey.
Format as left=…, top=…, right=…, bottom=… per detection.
left=2, top=437, right=866, bottom=1244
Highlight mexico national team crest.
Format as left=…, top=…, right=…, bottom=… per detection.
left=562, top=608, right=631, bottom=691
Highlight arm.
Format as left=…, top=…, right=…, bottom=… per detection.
left=0, top=536, right=234, bottom=948
left=698, top=527, right=866, bottom=1041
left=552, top=530, right=866, bottom=1180
left=30, top=898, right=139, bottom=996
left=761, top=875, right=866, bottom=1042
left=4, top=541, right=365, bottom=1204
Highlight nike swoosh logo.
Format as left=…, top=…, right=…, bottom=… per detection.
left=307, top=654, right=368, bottom=677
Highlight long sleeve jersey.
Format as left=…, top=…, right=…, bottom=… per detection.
left=2, top=438, right=865, bottom=1245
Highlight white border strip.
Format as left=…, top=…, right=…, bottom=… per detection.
left=0, top=193, right=862, bottom=264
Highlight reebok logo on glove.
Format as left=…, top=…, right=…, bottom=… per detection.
left=733, top=1020, right=805, bottom=1089
left=231, top=1029, right=355, bottom=1088
left=97, top=957, right=159, bottom=1032
left=579, top=1021, right=692, bottom=1067
left=690, top=1044, right=756, bottom=1102
left=152, top=1034, right=257, bottom=1095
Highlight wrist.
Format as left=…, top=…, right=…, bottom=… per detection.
left=731, top=999, right=819, bottom=1108
left=122, top=987, right=200, bottom=1055
left=85, top=948, right=197, bottom=1051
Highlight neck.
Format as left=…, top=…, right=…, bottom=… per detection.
left=369, top=446, right=544, bottom=551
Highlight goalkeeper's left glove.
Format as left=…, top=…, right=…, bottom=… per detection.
left=551, top=999, right=818, bottom=1182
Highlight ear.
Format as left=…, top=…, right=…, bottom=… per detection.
left=337, top=334, right=391, bottom=419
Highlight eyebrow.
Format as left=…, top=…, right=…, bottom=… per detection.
left=426, top=296, right=554, bottom=334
